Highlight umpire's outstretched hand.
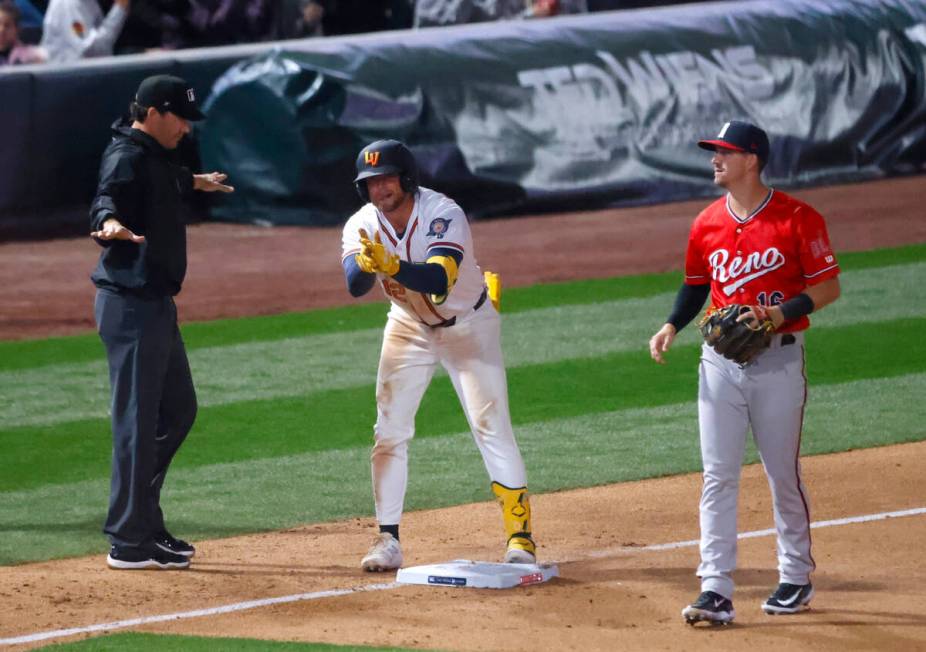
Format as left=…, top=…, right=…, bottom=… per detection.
left=91, top=218, right=145, bottom=243
left=194, top=172, right=235, bottom=193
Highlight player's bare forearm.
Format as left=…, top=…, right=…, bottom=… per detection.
left=804, top=276, right=841, bottom=310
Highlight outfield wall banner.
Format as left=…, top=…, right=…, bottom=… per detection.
left=199, top=0, right=926, bottom=226
left=1, top=0, right=925, bottom=234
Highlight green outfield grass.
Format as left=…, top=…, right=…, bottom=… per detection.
left=1, top=243, right=924, bottom=568
left=3, top=243, right=924, bottom=371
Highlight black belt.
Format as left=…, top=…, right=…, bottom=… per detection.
left=97, top=285, right=171, bottom=301
left=432, top=287, right=488, bottom=329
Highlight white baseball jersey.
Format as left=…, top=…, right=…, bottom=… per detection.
left=341, top=187, right=485, bottom=326
left=340, top=186, right=527, bottom=527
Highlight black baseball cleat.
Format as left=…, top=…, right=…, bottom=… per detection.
left=107, top=542, right=190, bottom=570
left=154, top=530, right=196, bottom=558
left=682, top=590, right=735, bottom=626
left=762, top=582, right=814, bottom=614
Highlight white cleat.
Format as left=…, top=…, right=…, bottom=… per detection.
left=504, top=547, right=536, bottom=564
left=504, top=534, right=537, bottom=564
left=361, top=532, right=403, bottom=572
left=682, top=591, right=735, bottom=626
left=762, top=583, right=814, bottom=615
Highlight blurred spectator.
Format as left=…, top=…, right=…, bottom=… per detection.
left=527, top=0, right=587, bottom=16
left=321, top=0, right=411, bottom=35
left=278, top=0, right=324, bottom=39
left=0, top=0, right=47, bottom=64
left=174, top=0, right=276, bottom=47
left=113, top=0, right=187, bottom=54
left=13, top=0, right=42, bottom=27
left=13, top=0, right=42, bottom=44
left=40, top=0, right=128, bottom=62
left=587, top=0, right=706, bottom=8
left=415, top=0, right=587, bottom=28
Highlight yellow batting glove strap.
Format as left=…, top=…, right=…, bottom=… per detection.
left=427, top=255, right=458, bottom=305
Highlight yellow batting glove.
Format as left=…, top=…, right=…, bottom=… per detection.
left=358, top=228, right=375, bottom=256
left=355, top=252, right=376, bottom=274
left=357, top=229, right=400, bottom=276
left=370, top=231, right=400, bottom=276
left=355, top=228, right=377, bottom=273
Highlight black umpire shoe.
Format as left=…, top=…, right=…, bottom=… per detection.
left=107, top=542, right=190, bottom=570
left=762, top=582, right=814, bottom=614
left=154, top=530, right=196, bottom=558
left=682, top=590, right=735, bottom=625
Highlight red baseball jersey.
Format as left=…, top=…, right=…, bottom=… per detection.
left=684, top=189, right=840, bottom=333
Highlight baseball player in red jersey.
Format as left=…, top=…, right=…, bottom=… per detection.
left=341, top=140, right=536, bottom=572
left=648, top=121, right=841, bottom=625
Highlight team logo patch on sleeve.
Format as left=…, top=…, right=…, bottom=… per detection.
left=426, top=218, right=452, bottom=239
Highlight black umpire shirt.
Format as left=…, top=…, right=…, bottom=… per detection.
left=90, top=120, right=195, bottom=298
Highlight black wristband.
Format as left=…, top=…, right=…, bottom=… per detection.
left=779, top=292, right=815, bottom=321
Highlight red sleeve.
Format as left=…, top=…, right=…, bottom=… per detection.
left=795, top=204, right=840, bottom=285
left=684, top=217, right=709, bottom=284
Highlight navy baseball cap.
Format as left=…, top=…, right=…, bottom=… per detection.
left=135, top=75, right=205, bottom=121
left=698, top=120, right=769, bottom=162
left=354, top=140, right=415, bottom=182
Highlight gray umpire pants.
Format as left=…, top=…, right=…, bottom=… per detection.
left=95, top=289, right=197, bottom=548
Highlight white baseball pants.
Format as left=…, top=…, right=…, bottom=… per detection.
left=371, top=303, right=527, bottom=525
left=696, top=332, right=815, bottom=599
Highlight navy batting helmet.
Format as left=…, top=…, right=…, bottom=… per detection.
left=354, top=139, right=419, bottom=202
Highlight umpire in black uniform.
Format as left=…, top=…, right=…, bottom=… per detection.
left=90, top=74, right=233, bottom=570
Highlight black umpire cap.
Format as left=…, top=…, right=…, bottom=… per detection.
left=135, top=75, right=206, bottom=121
left=698, top=120, right=769, bottom=162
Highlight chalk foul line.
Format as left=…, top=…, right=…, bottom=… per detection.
left=2, top=506, right=924, bottom=647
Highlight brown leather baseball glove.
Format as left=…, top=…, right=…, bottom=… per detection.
left=699, top=304, right=774, bottom=365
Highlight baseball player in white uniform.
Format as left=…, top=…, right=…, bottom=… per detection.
left=340, top=139, right=536, bottom=572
